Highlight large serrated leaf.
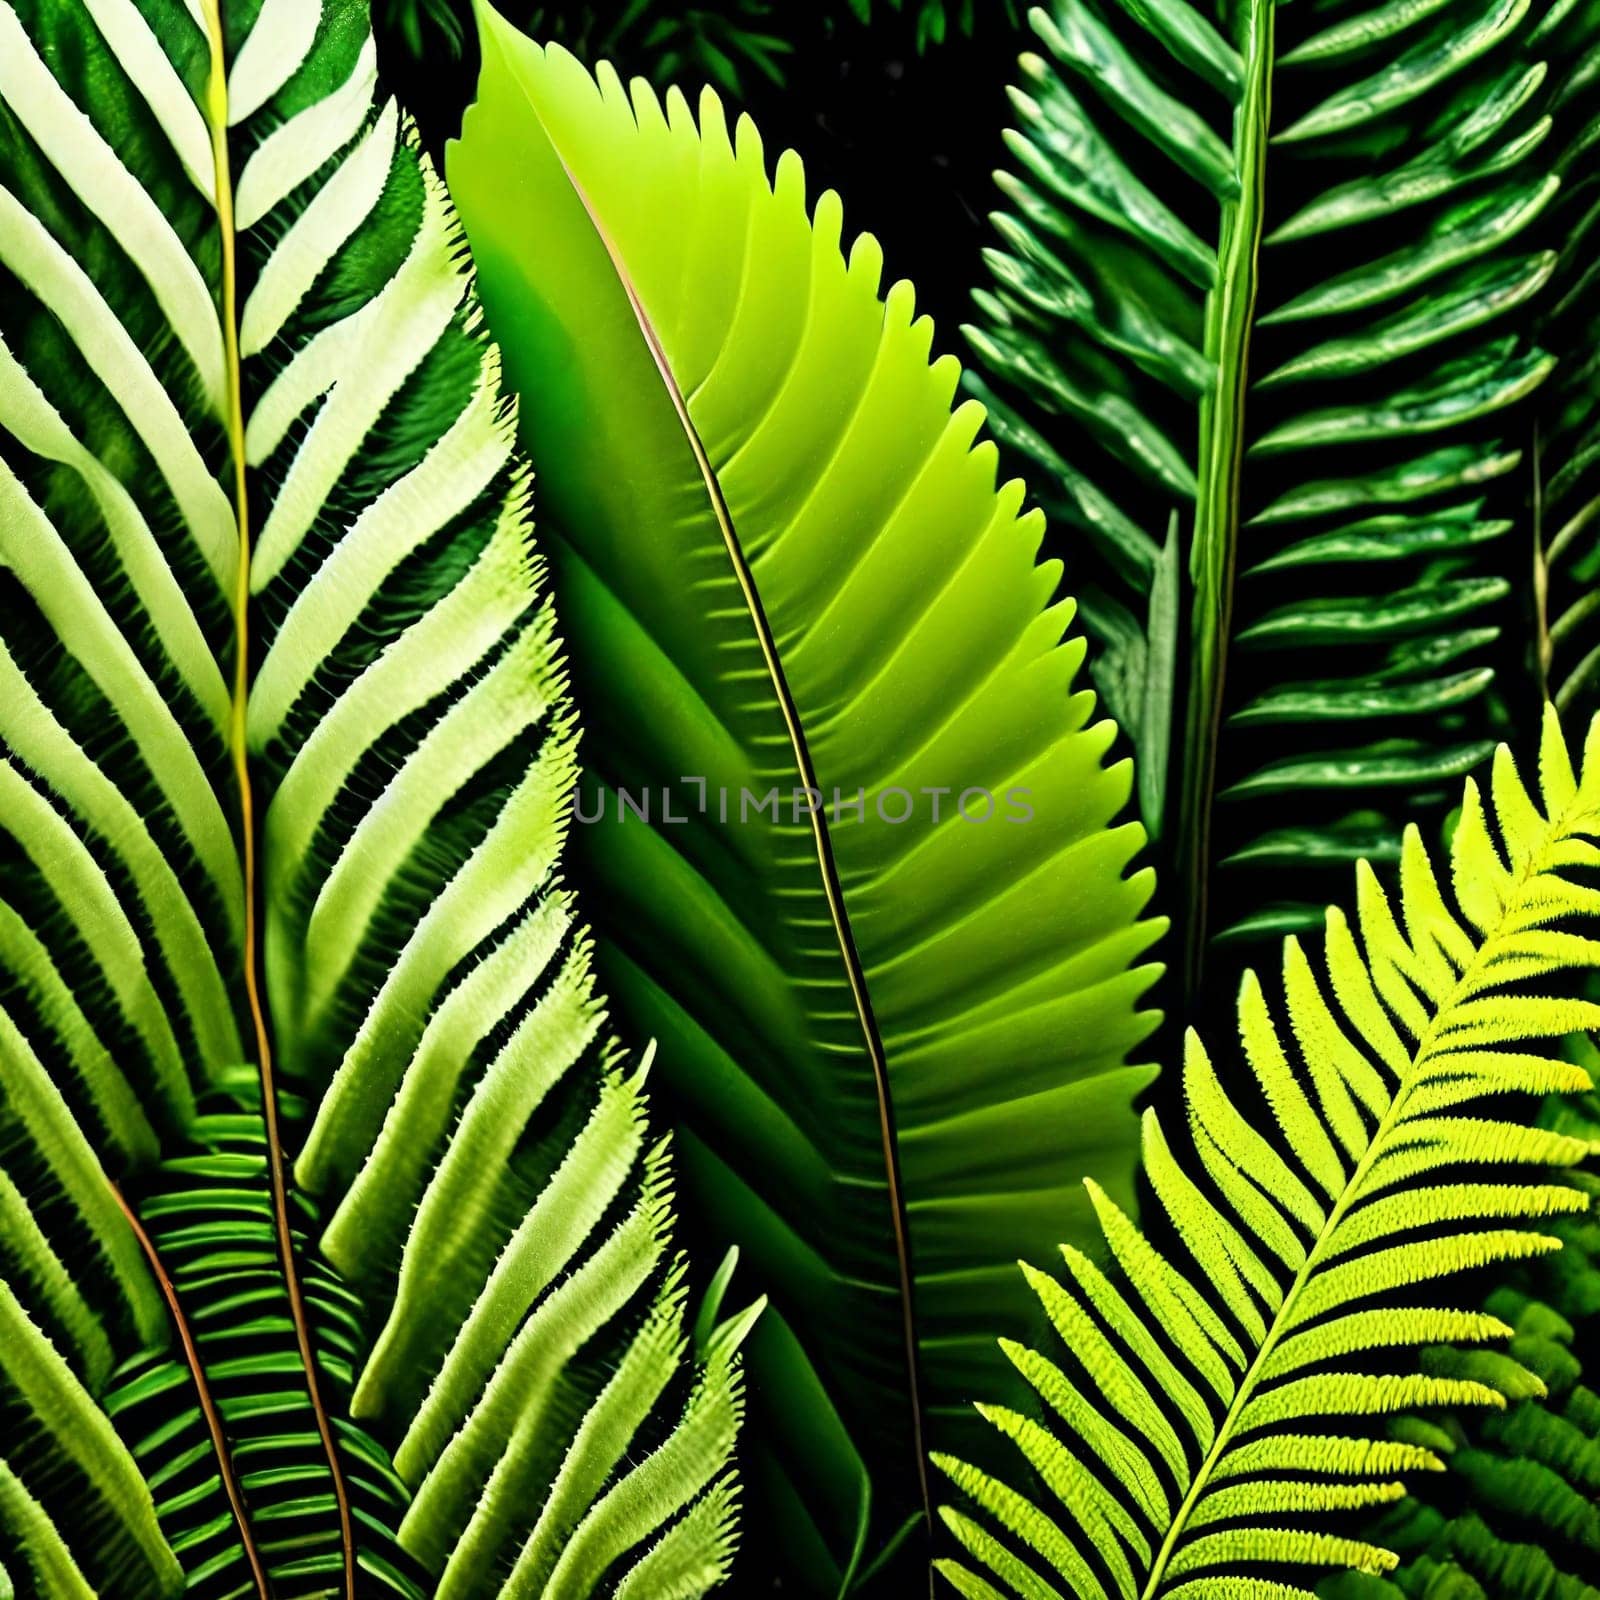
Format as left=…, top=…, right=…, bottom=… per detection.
left=448, top=15, right=1165, bottom=1592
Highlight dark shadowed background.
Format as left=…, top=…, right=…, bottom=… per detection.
left=375, top=0, right=1027, bottom=374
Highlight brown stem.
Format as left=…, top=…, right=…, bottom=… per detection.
left=111, top=1182, right=272, bottom=1600
left=198, top=5, right=356, bottom=1592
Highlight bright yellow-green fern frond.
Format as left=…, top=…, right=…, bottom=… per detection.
left=935, top=704, right=1600, bottom=1599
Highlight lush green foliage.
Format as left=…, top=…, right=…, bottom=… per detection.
left=448, top=21, right=1165, bottom=1591
left=1353, top=8, right=1600, bottom=1590
left=963, top=3, right=1600, bottom=1596
left=1325, top=1088, right=1600, bottom=1598
left=0, top=1, right=747, bottom=1595
left=937, top=705, right=1600, bottom=1598
left=846, top=0, right=1022, bottom=50
left=969, top=0, right=1581, bottom=991
left=1531, top=0, right=1600, bottom=714
left=4, top=0, right=1600, bottom=1597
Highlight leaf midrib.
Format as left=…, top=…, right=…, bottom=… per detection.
left=195, top=8, right=356, bottom=1593
left=1140, top=809, right=1575, bottom=1598
left=1177, top=0, right=1274, bottom=1003
left=499, top=50, right=936, bottom=1557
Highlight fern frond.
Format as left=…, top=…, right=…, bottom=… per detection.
left=0, top=1, right=752, bottom=1595
left=970, top=0, right=1561, bottom=978
left=1531, top=0, right=1600, bottom=716
left=937, top=704, right=1600, bottom=1598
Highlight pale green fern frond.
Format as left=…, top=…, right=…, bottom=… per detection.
left=0, top=1, right=752, bottom=1595
left=936, top=704, right=1600, bottom=1598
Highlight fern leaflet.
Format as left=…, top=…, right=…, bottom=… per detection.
left=937, top=705, right=1600, bottom=1598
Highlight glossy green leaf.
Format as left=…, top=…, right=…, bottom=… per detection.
left=1246, top=511, right=1511, bottom=571
left=1227, top=670, right=1498, bottom=725
left=1251, top=346, right=1555, bottom=454
left=968, top=0, right=1553, bottom=974
left=1280, top=0, right=1459, bottom=65
left=1249, top=447, right=1525, bottom=525
left=1259, top=177, right=1558, bottom=322
left=1532, top=0, right=1600, bottom=718
left=1257, top=255, right=1557, bottom=386
left=1276, top=0, right=1530, bottom=144
left=1220, top=740, right=1500, bottom=798
left=448, top=15, right=1164, bottom=1591
left=1032, top=1, right=1236, bottom=195
left=1236, top=580, right=1513, bottom=647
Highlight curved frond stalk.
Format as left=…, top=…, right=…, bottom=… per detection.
left=937, top=705, right=1600, bottom=1598
left=970, top=0, right=1564, bottom=993
left=0, top=1, right=748, bottom=1595
left=449, top=17, right=1164, bottom=1589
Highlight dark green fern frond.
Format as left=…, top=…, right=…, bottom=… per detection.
left=936, top=705, right=1600, bottom=1597
left=102, top=1089, right=426, bottom=1600
left=1328, top=8, right=1600, bottom=1591
left=969, top=0, right=1563, bottom=995
left=1531, top=0, right=1600, bottom=716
